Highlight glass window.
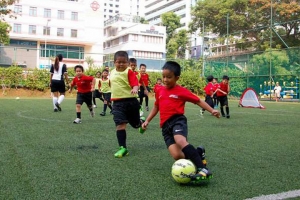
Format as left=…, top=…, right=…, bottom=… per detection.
left=14, top=5, right=22, bottom=14
left=58, top=10, right=64, bottom=19
left=71, top=12, right=78, bottom=21
left=44, top=8, right=51, bottom=18
left=43, top=26, right=50, bottom=35
left=29, top=25, right=36, bottom=34
left=57, top=28, right=64, bottom=36
left=13, top=24, right=21, bottom=33
left=71, top=29, right=77, bottom=38
left=29, top=7, right=37, bottom=16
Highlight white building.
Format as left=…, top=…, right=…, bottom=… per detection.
left=2, top=0, right=103, bottom=69
left=103, top=0, right=145, bottom=21
left=144, top=0, right=203, bottom=59
left=103, top=14, right=166, bottom=71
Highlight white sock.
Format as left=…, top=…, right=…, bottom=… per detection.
left=53, top=97, right=58, bottom=108
left=58, top=95, right=65, bottom=104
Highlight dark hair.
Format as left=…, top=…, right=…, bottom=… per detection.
left=222, top=75, right=230, bottom=80
left=54, top=54, right=63, bottom=71
left=207, top=75, right=214, bottom=82
left=74, top=65, right=84, bottom=72
left=114, top=51, right=128, bottom=62
left=162, top=61, right=181, bottom=77
left=129, top=58, right=137, bottom=63
left=157, top=78, right=162, bottom=81
left=214, top=78, right=218, bottom=81
left=139, top=63, right=147, bottom=68
left=102, top=69, right=109, bottom=73
left=96, top=71, right=101, bottom=75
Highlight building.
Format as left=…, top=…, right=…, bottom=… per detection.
left=103, top=0, right=145, bottom=21
left=144, top=0, right=203, bottom=59
left=1, top=0, right=103, bottom=69
left=103, top=14, right=166, bottom=71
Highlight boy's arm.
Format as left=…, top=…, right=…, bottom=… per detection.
left=91, top=78, right=96, bottom=91
left=69, top=79, right=74, bottom=93
left=142, top=105, right=159, bottom=129
left=196, top=99, right=220, bottom=118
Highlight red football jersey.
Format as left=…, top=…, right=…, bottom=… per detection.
left=139, top=73, right=149, bottom=86
left=155, top=85, right=200, bottom=127
left=71, top=75, right=94, bottom=93
left=204, top=82, right=214, bottom=95
left=216, top=82, right=229, bottom=97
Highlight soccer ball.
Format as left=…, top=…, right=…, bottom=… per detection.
left=171, top=159, right=196, bottom=184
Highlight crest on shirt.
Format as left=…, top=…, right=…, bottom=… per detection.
left=169, top=94, right=178, bottom=99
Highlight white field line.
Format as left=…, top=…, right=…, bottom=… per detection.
left=17, top=111, right=69, bottom=123
left=245, top=189, right=300, bottom=200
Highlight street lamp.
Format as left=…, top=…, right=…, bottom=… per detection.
left=44, top=19, right=51, bottom=59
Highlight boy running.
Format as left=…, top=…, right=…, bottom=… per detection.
left=216, top=75, right=230, bottom=118
left=110, top=51, right=145, bottom=158
left=141, top=61, right=220, bottom=184
left=201, top=75, right=215, bottom=115
left=99, top=69, right=112, bottom=116
left=69, top=65, right=96, bottom=124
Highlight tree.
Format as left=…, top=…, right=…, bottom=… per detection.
left=189, top=0, right=300, bottom=50
left=140, top=17, right=149, bottom=24
left=161, top=12, right=181, bottom=44
left=1, top=0, right=18, bottom=45
left=176, top=29, right=189, bottom=59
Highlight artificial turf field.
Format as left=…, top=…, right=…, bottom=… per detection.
left=1, top=98, right=300, bottom=200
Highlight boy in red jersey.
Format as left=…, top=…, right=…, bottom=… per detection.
left=216, top=75, right=230, bottom=118
left=141, top=61, right=220, bottom=184
left=212, top=78, right=220, bottom=108
left=139, top=64, right=150, bottom=111
left=69, top=65, right=96, bottom=124
left=153, top=78, right=163, bottom=94
left=110, top=51, right=146, bottom=158
left=201, top=75, right=215, bottom=115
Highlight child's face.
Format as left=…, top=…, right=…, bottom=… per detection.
left=129, top=62, right=137, bottom=71
left=157, top=80, right=162, bottom=85
left=114, top=56, right=129, bottom=72
left=102, top=71, right=108, bottom=78
left=162, top=69, right=179, bottom=89
left=75, top=68, right=83, bottom=77
left=223, top=79, right=228, bottom=84
left=96, top=73, right=101, bottom=78
left=140, top=66, right=146, bottom=73
left=213, top=79, right=217, bottom=84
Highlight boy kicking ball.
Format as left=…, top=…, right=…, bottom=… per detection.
left=141, top=61, right=220, bottom=184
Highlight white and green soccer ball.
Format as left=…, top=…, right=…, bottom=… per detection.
left=171, top=159, right=196, bottom=184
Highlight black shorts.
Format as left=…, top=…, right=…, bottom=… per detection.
left=51, top=80, right=66, bottom=93
left=103, top=92, right=111, bottom=102
left=218, top=96, right=228, bottom=107
left=76, top=92, right=93, bottom=106
left=139, top=86, right=150, bottom=97
left=93, top=90, right=103, bottom=98
left=161, top=115, right=188, bottom=148
left=205, top=95, right=214, bottom=109
left=112, top=98, right=140, bottom=128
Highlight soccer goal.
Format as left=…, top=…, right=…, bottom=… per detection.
left=239, top=88, right=265, bottom=109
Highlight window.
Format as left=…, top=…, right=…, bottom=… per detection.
left=29, top=7, right=37, bottom=16
left=43, top=26, right=50, bottom=35
left=115, top=11, right=119, bottom=13
left=71, top=12, right=78, bottom=21
left=44, top=8, right=51, bottom=18
left=132, top=34, right=138, bottom=41
left=14, top=5, right=22, bottom=14
left=29, top=25, right=36, bottom=34
left=109, top=10, right=113, bottom=13
left=115, top=5, right=119, bottom=8
left=57, top=28, right=64, bottom=36
left=13, top=24, right=21, bottom=33
left=58, top=10, right=64, bottom=19
left=71, top=29, right=77, bottom=38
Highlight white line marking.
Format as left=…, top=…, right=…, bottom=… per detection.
left=245, top=189, right=300, bottom=200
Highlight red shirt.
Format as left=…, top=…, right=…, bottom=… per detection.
left=213, top=83, right=220, bottom=92
left=217, top=82, right=229, bottom=97
left=154, top=83, right=163, bottom=94
left=139, top=73, right=149, bottom=86
left=155, top=85, right=200, bottom=127
left=204, top=82, right=214, bottom=95
left=71, top=75, right=94, bottom=93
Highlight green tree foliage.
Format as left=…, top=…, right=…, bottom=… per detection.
left=161, top=12, right=181, bottom=44
left=1, top=0, right=19, bottom=45
left=176, top=29, right=189, bottom=59
left=0, top=66, right=23, bottom=89
left=24, top=69, right=49, bottom=91
left=189, top=0, right=300, bottom=49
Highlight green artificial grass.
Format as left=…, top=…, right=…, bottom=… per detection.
left=0, top=98, right=300, bottom=199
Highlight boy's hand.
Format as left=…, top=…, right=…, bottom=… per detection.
left=211, top=109, right=220, bottom=118
left=142, top=121, right=149, bottom=130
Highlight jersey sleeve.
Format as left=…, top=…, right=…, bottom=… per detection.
left=128, top=69, right=139, bottom=87
left=62, top=64, right=67, bottom=74
left=181, top=87, right=200, bottom=103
